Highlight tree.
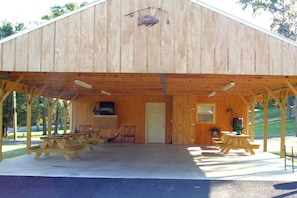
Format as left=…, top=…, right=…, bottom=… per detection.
left=237, top=0, right=297, bottom=135
left=0, top=3, right=85, bottom=137
left=41, top=2, right=89, bottom=20
left=0, top=20, right=25, bottom=40
left=238, top=0, right=297, bottom=40
left=3, top=92, right=27, bottom=131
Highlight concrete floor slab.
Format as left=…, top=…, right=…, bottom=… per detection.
left=0, top=144, right=295, bottom=181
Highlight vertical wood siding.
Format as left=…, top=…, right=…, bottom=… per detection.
left=67, top=12, right=80, bottom=71
left=120, top=0, right=134, bottom=72
left=55, top=17, right=68, bottom=72
left=1, top=0, right=297, bottom=75
left=94, top=3, right=107, bottom=72
left=41, top=24, right=55, bottom=72
left=28, top=29, right=41, bottom=71
left=80, top=8, right=94, bottom=72
left=2, top=40, right=15, bottom=71
left=15, top=34, right=28, bottom=71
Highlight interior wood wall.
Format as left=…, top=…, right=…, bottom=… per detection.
left=71, top=95, right=173, bottom=143
left=71, top=94, right=247, bottom=144
left=1, top=0, right=297, bottom=75
left=194, top=96, right=248, bottom=144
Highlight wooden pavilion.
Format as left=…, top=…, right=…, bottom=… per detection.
left=0, top=0, right=297, bottom=160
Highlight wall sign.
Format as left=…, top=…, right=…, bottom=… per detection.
left=125, top=7, right=170, bottom=27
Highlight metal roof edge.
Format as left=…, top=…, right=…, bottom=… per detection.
left=0, top=0, right=106, bottom=44
left=191, top=0, right=297, bottom=47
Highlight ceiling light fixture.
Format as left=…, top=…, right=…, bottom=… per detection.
left=208, top=91, right=216, bottom=97
left=221, top=82, right=235, bottom=91
left=101, top=90, right=112, bottom=96
left=74, top=80, right=92, bottom=89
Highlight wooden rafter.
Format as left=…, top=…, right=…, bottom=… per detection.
left=285, top=79, right=297, bottom=96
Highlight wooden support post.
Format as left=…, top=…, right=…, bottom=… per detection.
left=47, top=97, right=53, bottom=135
left=239, top=95, right=250, bottom=138
left=63, top=99, right=68, bottom=134
left=266, top=88, right=289, bottom=158
left=249, top=97, right=256, bottom=142
left=263, top=94, right=269, bottom=152
left=25, top=88, right=33, bottom=154
left=280, top=90, right=288, bottom=158
left=13, top=91, right=17, bottom=140
left=0, top=82, right=4, bottom=161
left=68, top=94, right=78, bottom=132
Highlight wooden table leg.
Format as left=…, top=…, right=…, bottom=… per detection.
left=34, top=140, right=49, bottom=159
left=223, top=146, right=231, bottom=154
left=56, top=140, right=71, bottom=160
left=67, top=138, right=81, bottom=157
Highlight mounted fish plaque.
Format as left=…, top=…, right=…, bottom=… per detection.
left=138, top=15, right=159, bottom=26
left=125, top=7, right=169, bottom=27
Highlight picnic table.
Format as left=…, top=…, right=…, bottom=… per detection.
left=29, top=129, right=104, bottom=160
left=69, top=130, right=102, bottom=152
left=29, top=134, right=85, bottom=160
left=212, top=131, right=260, bottom=155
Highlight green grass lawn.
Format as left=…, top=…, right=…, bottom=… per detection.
left=3, top=145, right=26, bottom=159
left=252, top=106, right=296, bottom=136
left=1, top=131, right=62, bottom=160
left=253, top=107, right=285, bottom=120
left=253, top=119, right=296, bottom=136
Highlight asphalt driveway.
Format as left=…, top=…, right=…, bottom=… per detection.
left=0, top=176, right=297, bottom=198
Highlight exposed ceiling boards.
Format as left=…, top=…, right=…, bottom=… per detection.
left=0, top=72, right=296, bottom=100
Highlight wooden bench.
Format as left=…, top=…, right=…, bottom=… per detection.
left=248, top=142, right=260, bottom=149
left=66, top=144, right=85, bottom=151
left=30, top=145, right=84, bottom=153
left=28, top=145, right=41, bottom=152
left=31, top=144, right=85, bottom=160
left=83, top=140, right=99, bottom=151
left=212, top=138, right=223, bottom=146
left=215, top=133, right=256, bottom=155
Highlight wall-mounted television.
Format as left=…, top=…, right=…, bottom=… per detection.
left=98, top=102, right=115, bottom=115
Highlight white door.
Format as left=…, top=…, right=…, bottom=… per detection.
left=146, top=103, right=166, bottom=143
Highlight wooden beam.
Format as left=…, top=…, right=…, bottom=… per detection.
left=31, top=85, right=47, bottom=104
left=239, top=95, right=248, bottom=105
left=68, top=93, right=79, bottom=106
left=265, top=87, right=282, bottom=107
left=285, top=79, right=297, bottom=96
left=57, top=89, right=66, bottom=99
left=1, top=74, right=24, bottom=102
left=250, top=91, right=264, bottom=108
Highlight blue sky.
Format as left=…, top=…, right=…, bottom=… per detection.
left=0, top=0, right=271, bottom=30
